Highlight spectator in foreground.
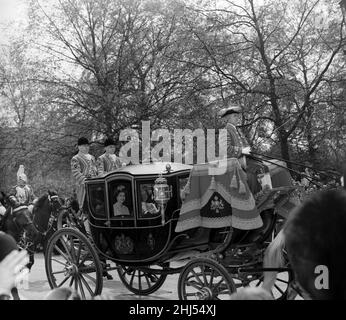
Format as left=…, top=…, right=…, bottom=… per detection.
left=0, top=232, right=29, bottom=300
left=265, top=189, right=346, bottom=300
left=229, top=287, right=273, bottom=300
left=44, top=287, right=81, bottom=300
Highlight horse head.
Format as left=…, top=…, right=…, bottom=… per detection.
left=47, top=190, right=64, bottom=213
left=31, top=190, right=65, bottom=235
left=4, top=205, right=38, bottom=243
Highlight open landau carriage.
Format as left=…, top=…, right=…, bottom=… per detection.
left=45, top=159, right=299, bottom=300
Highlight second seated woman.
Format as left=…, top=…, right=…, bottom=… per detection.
left=141, top=187, right=159, bottom=215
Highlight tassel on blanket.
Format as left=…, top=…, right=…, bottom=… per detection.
left=238, top=180, right=246, bottom=194
left=183, top=180, right=191, bottom=197
left=230, top=173, right=238, bottom=189
left=209, top=176, right=216, bottom=191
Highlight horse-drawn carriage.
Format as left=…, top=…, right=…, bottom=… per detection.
left=44, top=159, right=299, bottom=300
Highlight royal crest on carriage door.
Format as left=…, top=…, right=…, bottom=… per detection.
left=114, top=233, right=134, bottom=254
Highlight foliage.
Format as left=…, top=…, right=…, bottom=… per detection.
left=0, top=0, right=345, bottom=193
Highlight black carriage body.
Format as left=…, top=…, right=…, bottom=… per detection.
left=85, top=162, right=195, bottom=265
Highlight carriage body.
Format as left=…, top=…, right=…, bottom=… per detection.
left=85, top=162, right=198, bottom=265
left=45, top=160, right=299, bottom=299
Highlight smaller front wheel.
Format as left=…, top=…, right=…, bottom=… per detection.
left=117, top=264, right=168, bottom=295
left=178, top=258, right=236, bottom=300
left=45, top=228, right=103, bottom=300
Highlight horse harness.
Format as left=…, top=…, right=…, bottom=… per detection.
left=33, top=194, right=61, bottom=236
left=10, top=205, right=34, bottom=232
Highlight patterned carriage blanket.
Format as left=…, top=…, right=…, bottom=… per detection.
left=175, top=158, right=263, bottom=232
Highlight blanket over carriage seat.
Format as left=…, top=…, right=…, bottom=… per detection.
left=175, top=158, right=263, bottom=232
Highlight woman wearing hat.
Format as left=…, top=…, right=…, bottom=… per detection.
left=96, top=138, right=122, bottom=176
left=71, top=137, right=98, bottom=210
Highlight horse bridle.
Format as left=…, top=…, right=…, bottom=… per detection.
left=33, top=194, right=62, bottom=235
left=11, top=206, right=35, bottom=235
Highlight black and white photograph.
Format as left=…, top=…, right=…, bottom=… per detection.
left=0, top=0, right=346, bottom=306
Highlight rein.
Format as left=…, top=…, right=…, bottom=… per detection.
left=33, top=194, right=61, bottom=236
left=251, top=151, right=340, bottom=180
left=10, top=207, right=35, bottom=235
left=249, top=153, right=322, bottom=188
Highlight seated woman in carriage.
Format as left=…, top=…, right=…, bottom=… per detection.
left=113, top=186, right=130, bottom=217
left=140, top=185, right=159, bottom=216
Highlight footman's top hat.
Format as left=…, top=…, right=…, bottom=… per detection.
left=219, top=104, right=242, bottom=118
left=77, top=137, right=90, bottom=146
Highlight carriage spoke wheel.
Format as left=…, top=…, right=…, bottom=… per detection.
left=45, top=228, right=103, bottom=300
left=246, top=269, right=293, bottom=300
left=117, top=264, right=168, bottom=295
left=247, top=249, right=295, bottom=300
left=178, top=258, right=236, bottom=300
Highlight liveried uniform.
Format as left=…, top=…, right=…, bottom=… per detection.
left=9, top=184, right=36, bottom=206
left=71, top=152, right=98, bottom=208
left=224, top=123, right=249, bottom=164
left=96, top=153, right=122, bottom=176
left=223, top=123, right=266, bottom=196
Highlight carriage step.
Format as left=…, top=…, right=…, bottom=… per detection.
left=166, top=250, right=204, bottom=262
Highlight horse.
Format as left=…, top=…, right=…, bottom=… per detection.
left=31, top=190, right=64, bottom=251
left=0, top=190, right=63, bottom=268
left=0, top=190, right=6, bottom=207
left=0, top=197, right=39, bottom=271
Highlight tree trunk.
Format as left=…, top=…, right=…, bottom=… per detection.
left=305, top=108, right=317, bottom=167
left=279, top=132, right=291, bottom=168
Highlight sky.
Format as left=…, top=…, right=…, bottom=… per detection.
left=0, top=0, right=28, bottom=45
left=0, top=0, right=341, bottom=47
left=0, top=0, right=27, bottom=23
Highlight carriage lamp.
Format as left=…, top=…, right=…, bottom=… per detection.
left=154, top=174, right=172, bottom=225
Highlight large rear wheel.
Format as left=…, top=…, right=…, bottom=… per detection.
left=45, top=228, right=103, bottom=299
left=246, top=248, right=296, bottom=300
left=246, top=268, right=293, bottom=300
left=178, top=258, right=236, bottom=300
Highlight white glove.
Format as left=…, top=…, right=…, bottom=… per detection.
left=242, top=146, right=251, bottom=155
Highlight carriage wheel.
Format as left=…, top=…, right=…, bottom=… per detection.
left=117, top=264, right=168, bottom=295
left=246, top=269, right=293, bottom=300
left=247, top=249, right=295, bottom=300
left=178, top=258, right=236, bottom=300
left=45, top=228, right=103, bottom=299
